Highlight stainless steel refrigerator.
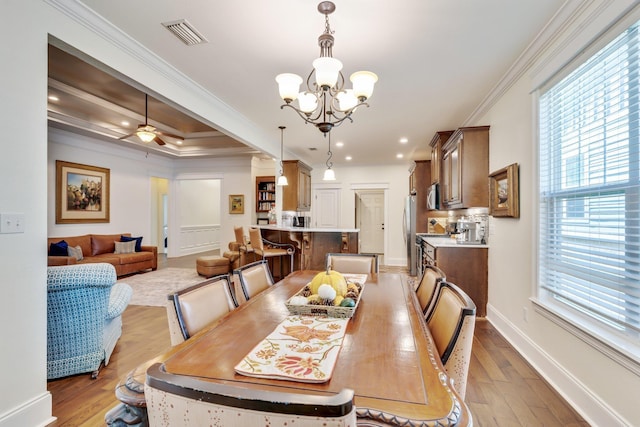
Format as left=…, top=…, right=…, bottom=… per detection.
left=403, top=195, right=417, bottom=276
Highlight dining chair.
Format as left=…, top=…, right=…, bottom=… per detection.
left=248, top=227, right=295, bottom=280
left=425, top=281, right=476, bottom=400
left=415, top=264, right=446, bottom=318
left=233, top=259, right=275, bottom=303
left=145, top=362, right=356, bottom=426
left=166, top=274, right=237, bottom=346
left=325, top=252, right=379, bottom=274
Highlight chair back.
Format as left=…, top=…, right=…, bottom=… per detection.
left=145, top=363, right=356, bottom=426
left=248, top=227, right=264, bottom=252
left=167, top=274, right=237, bottom=344
left=326, top=253, right=379, bottom=274
left=426, top=281, right=476, bottom=399
left=234, top=260, right=274, bottom=301
left=415, top=265, right=446, bottom=317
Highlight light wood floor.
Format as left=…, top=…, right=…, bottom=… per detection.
left=46, top=252, right=589, bottom=426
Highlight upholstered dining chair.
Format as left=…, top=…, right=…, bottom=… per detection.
left=145, top=363, right=357, bottom=426
left=325, top=253, right=379, bottom=274
left=415, top=264, right=446, bottom=318
left=425, top=281, right=476, bottom=400
left=233, top=259, right=275, bottom=303
left=248, top=227, right=295, bottom=280
left=166, top=274, right=237, bottom=346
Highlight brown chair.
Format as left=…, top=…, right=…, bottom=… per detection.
left=145, top=363, right=356, bottom=426
left=166, top=274, right=237, bottom=346
left=233, top=260, right=275, bottom=302
left=425, top=281, right=476, bottom=400
left=415, top=264, right=446, bottom=318
left=248, top=227, right=294, bottom=280
left=325, top=253, right=379, bottom=274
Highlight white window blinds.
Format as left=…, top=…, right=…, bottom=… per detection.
left=539, top=20, right=640, bottom=337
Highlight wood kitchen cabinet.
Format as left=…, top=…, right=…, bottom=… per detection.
left=422, top=239, right=488, bottom=316
left=409, top=160, right=430, bottom=233
left=282, top=160, right=312, bottom=211
left=441, top=126, right=489, bottom=209
left=429, top=131, right=453, bottom=185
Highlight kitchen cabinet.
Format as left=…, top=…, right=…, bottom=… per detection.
left=441, top=126, right=489, bottom=209
left=282, top=160, right=312, bottom=211
left=421, top=237, right=487, bottom=316
left=429, top=131, right=453, bottom=185
left=409, top=160, right=430, bottom=233
left=255, top=176, right=276, bottom=212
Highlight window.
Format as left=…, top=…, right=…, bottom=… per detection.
left=538, top=20, right=640, bottom=353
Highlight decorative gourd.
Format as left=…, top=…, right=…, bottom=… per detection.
left=309, top=270, right=348, bottom=297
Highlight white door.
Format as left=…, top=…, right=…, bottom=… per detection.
left=357, top=191, right=384, bottom=254
left=313, top=188, right=340, bottom=228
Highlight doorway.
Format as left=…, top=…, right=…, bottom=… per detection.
left=355, top=190, right=385, bottom=257
left=150, top=177, right=169, bottom=254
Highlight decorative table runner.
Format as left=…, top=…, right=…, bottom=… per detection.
left=235, top=315, right=350, bottom=383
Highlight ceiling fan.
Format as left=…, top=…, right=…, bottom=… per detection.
left=119, top=94, right=183, bottom=146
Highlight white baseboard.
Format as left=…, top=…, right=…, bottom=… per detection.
left=486, top=304, right=630, bottom=427
left=0, top=392, right=55, bottom=427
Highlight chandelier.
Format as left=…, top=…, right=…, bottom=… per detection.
left=275, top=1, right=378, bottom=134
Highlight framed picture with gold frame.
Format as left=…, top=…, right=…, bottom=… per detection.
left=56, top=160, right=110, bottom=224
left=489, top=163, right=519, bottom=218
left=229, top=194, right=244, bottom=214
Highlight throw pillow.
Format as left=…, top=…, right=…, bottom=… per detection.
left=49, top=240, right=68, bottom=256
left=120, top=235, right=143, bottom=252
left=67, top=245, right=84, bottom=261
left=114, top=240, right=136, bottom=254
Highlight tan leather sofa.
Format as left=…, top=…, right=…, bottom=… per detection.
left=48, top=233, right=157, bottom=277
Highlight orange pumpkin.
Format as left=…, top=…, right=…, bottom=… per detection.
left=309, top=270, right=347, bottom=297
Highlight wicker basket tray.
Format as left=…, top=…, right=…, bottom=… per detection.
left=285, top=283, right=365, bottom=318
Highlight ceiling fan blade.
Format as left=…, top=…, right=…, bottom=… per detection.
left=156, top=130, right=184, bottom=140
left=119, top=133, right=136, bottom=140
left=154, top=135, right=167, bottom=146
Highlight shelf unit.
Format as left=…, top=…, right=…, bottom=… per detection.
left=256, top=176, right=276, bottom=212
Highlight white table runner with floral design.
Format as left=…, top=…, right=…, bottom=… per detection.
left=234, top=315, right=350, bottom=383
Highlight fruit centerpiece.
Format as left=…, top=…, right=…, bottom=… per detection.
left=285, top=269, right=364, bottom=318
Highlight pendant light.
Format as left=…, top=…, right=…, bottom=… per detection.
left=323, top=131, right=336, bottom=181
left=277, top=126, right=289, bottom=186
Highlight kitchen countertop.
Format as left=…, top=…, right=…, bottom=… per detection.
left=418, top=234, right=489, bottom=248
left=256, top=225, right=360, bottom=233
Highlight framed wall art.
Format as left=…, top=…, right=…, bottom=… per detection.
left=56, top=160, right=110, bottom=223
left=229, top=194, right=244, bottom=214
left=489, top=162, right=519, bottom=218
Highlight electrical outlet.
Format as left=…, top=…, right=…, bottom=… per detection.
left=0, top=213, right=25, bottom=234
left=523, top=306, right=528, bottom=323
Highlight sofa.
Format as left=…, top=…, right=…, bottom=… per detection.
left=47, top=263, right=132, bottom=379
left=48, top=233, right=157, bottom=277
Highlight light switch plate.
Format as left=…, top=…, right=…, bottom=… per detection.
left=0, top=213, right=25, bottom=233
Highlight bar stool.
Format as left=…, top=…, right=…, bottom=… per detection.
left=248, top=227, right=294, bottom=280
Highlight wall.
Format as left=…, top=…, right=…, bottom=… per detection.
left=477, top=1, right=640, bottom=425
left=309, top=164, right=409, bottom=266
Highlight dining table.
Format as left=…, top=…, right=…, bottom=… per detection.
left=106, top=270, right=472, bottom=427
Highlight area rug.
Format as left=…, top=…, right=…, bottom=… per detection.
left=118, top=268, right=204, bottom=307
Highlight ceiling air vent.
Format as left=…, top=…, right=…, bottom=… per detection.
left=162, top=19, right=208, bottom=46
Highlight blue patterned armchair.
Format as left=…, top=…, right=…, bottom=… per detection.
left=47, top=263, right=132, bottom=379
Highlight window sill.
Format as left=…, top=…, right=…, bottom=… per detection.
left=531, top=297, right=640, bottom=376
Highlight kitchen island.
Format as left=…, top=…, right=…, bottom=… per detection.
left=256, top=225, right=359, bottom=272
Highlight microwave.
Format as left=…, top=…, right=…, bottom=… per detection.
left=427, top=183, right=440, bottom=210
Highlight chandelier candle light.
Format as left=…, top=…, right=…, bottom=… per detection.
left=277, top=126, right=289, bottom=186
left=276, top=1, right=378, bottom=134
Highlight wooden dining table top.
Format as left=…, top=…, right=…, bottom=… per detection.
left=154, top=270, right=472, bottom=426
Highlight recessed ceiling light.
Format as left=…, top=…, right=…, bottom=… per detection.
left=396, top=153, right=404, bottom=159
left=345, top=156, right=352, bottom=161
left=336, top=142, right=344, bottom=147
left=48, top=95, right=59, bottom=102
left=121, top=121, right=130, bottom=126
left=176, top=140, right=183, bottom=145
left=400, top=137, right=408, bottom=144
